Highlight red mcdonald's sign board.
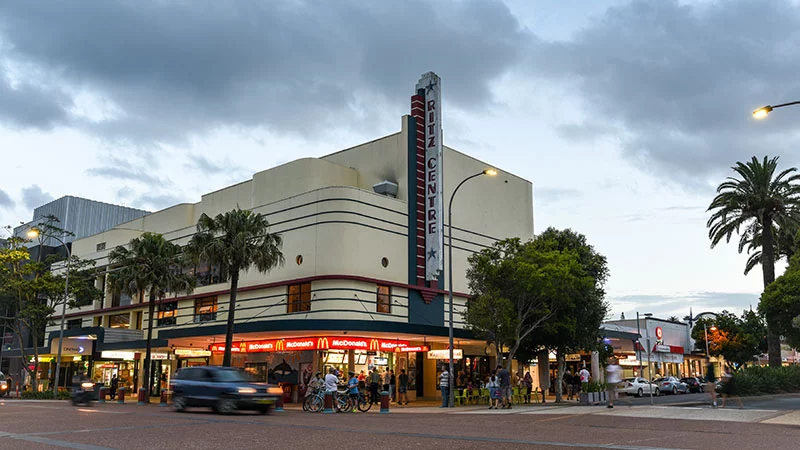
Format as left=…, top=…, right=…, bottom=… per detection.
left=393, top=345, right=430, bottom=353
left=209, top=336, right=410, bottom=354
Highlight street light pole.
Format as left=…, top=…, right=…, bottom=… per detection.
left=28, top=229, right=71, bottom=399
left=447, top=169, right=496, bottom=407
left=644, top=313, right=653, bottom=406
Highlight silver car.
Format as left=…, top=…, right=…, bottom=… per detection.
left=617, top=377, right=659, bottom=397
left=653, top=376, right=689, bottom=395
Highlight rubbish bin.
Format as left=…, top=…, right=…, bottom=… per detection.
left=93, top=383, right=104, bottom=401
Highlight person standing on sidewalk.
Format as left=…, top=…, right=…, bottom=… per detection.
left=523, top=371, right=533, bottom=403
left=382, top=369, right=390, bottom=395
left=606, top=358, right=623, bottom=408
left=325, top=367, right=339, bottom=410
left=719, top=366, right=743, bottom=409
left=705, top=358, right=718, bottom=408
left=398, top=369, right=409, bottom=405
left=369, top=369, right=381, bottom=405
left=496, top=364, right=512, bottom=409
left=439, top=368, right=452, bottom=408
left=486, top=371, right=500, bottom=409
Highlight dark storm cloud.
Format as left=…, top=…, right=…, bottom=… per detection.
left=21, top=185, right=53, bottom=210
left=0, top=74, right=71, bottom=129
left=0, top=0, right=529, bottom=142
left=526, top=0, right=800, bottom=184
left=0, top=188, right=13, bottom=208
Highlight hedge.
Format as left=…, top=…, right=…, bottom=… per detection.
left=20, top=390, right=72, bottom=400
left=730, top=365, right=800, bottom=396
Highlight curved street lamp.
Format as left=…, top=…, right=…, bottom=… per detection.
left=447, top=168, right=497, bottom=407
left=27, top=228, right=71, bottom=399
left=752, top=101, right=800, bottom=119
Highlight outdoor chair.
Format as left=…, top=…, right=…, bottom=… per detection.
left=512, top=386, right=522, bottom=404
left=454, top=388, right=468, bottom=406
left=470, top=388, right=480, bottom=404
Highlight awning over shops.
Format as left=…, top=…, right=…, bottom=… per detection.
left=600, top=323, right=640, bottom=340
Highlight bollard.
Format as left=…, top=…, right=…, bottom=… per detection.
left=137, top=387, right=147, bottom=405
left=98, top=387, right=107, bottom=404
left=15, top=384, right=19, bottom=399
left=117, top=387, right=125, bottom=404
left=323, top=390, right=335, bottom=414
left=380, top=391, right=390, bottom=414
left=274, top=392, right=284, bottom=412
left=159, top=389, right=169, bottom=407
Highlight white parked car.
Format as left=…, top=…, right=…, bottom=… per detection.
left=617, top=377, right=659, bottom=397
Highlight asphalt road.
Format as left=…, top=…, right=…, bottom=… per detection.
left=1, top=399, right=799, bottom=450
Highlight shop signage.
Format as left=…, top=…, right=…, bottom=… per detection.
left=151, top=352, right=169, bottom=360
left=210, top=336, right=411, bottom=354
left=29, top=356, right=53, bottom=363
left=394, top=345, right=430, bottom=353
left=417, top=71, right=444, bottom=281
left=373, top=357, right=388, bottom=365
left=427, top=349, right=463, bottom=360
left=655, top=345, right=671, bottom=353
left=655, top=326, right=663, bottom=340
left=100, top=351, right=135, bottom=360
left=174, top=349, right=211, bottom=357
left=49, top=337, right=93, bottom=355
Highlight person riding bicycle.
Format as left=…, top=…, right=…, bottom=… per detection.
left=306, top=372, right=323, bottom=398
left=347, top=371, right=359, bottom=412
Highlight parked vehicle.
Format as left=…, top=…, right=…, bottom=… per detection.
left=653, top=377, right=689, bottom=395
left=617, top=377, right=660, bottom=397
left=0, top=371, right=9, bottom=397
left=170, top=366, right=281, bottom=414
left=71, top=381, right=96, bottom=405
left=680, top=377, right=704, bottom=393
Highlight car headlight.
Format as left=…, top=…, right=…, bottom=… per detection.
left=237, top=387, right=256, bottom=394
left=1, top=385, right=7, bottom=390
left=267, top=387, right=283, bottom=395
left=81, top=382, right=94, bottom=389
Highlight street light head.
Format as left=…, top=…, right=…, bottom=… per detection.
left=483, top=169, right=498, bottom=176
left=643, top=313, right=653, bottom=318
left=709, top=325, right=718, bottom=332
left=27, top=228, right=40, bottom=239
left=752, top=105, right=773, bottom=119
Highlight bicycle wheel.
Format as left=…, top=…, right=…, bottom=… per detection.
left=337, top=396, right=351, bottom=413
left=358, top=395, right=372, bottom=412
left=303, top=395, right=312, bottom=412
left=308, top=395, right=323, bottom=413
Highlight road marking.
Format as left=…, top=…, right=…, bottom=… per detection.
left=1, top=432, right=116, bottom=450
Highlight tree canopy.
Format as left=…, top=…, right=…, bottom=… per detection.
left=691, top=311, right=767, bottom=369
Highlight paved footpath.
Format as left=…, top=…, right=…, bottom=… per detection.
left=1, top=399, right=799, bottom=450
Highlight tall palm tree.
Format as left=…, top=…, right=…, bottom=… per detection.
left=187, top=208, right=284, bottom=367
left=707, top=155, right=800, bottom=367
left=740, top=219, right=798, bottom=275
left=109, top=233, right=195, bottom=397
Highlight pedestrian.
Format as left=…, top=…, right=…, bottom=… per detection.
left=487, top=371, right=500, bottom=409
left=439, top=367, right=452, bottom=408
left=606, top=358, right=623, bottom=408
left=389, top=369, right=396, bottom=402
left=523, top=371, right=533, bottom=403
left=579, top=366, right=590, bottom=392
left=719, top=367, right=743, bottom=409
left=324, top=367, right=339, bottom=410
left=369, top=368, right=381, bottom=404
left=110, top=375, right=119, bottom=400
left=382, top=369, right=390, bottom=395
left=496, top=364, right=512, bottom=409
left=358, top=370, right=366, bottom=391
left=398, top=369, right=409, bottom=405
left=347, top=371, right=359, bottom=412
left=705, top=358, right=718, bottom=408
left=564, top=370, right=574, bottom=400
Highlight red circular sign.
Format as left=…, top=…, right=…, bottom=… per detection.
left=655, top=326, right=663, bottom=340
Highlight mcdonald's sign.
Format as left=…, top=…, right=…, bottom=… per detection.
left=394, top=345, right=429, bottom=353
left=317, top=337, right=329, bottom=349
left=369, top=339, right=381, bottom=351
left=209, top=336, right=411, bottom=353
left=275, top=339, right=286, bottom=351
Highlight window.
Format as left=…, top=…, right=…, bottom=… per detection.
left=377, top=285, right=391, bottom=313
left=109, top=313, right=130, bottom=329
left=194, top=297, right=218, bottom=323
left=111, top=290, right=132, bottom=308
left=67, top=319, right=82, bottom=329
left=183, top=261, right=228, bottom=287
left=96, top=242, right=106, bottom=251
left=287, top=283, right=311, bottom=313
left=157, top=301, right=178, bottom=326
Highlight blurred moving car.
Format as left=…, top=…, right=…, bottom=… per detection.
left=170, top=366, right=281, bottom=414
left=617, top=377, right=660, bottom=397
left=680, top=377, right=704, bottom=393
left=0, top=371, right=8, bottom=397
left=654, top=376, right=689, bottom=395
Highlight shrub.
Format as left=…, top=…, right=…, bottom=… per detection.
left=585, top=381, right=608, bottom=393
left=20, top=389, right=71, bottom=400
left=731, top=365, right=800, bottom=396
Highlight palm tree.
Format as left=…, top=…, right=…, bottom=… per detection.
left=707, top=155, right=800, bottom=367
left=109, top=233, right=195, bottom=397
left=187, top=208, right=284, bottom=367
left=740, top=219, right=798, bottom=275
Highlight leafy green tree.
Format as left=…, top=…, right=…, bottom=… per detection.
left=526, top=228, right=609, bottom=402
left=108, top=233, right=195, bottom=395
left=0, top=237, right=101, bottom=392
left=761, top=255, right=800, bottom=350
left=707, top=155, right=800, bottom=367
left=465, top=237, right=592, bottom=371
left=186, top=208, right=284, bottom=367
left=691, top=311, right=767, bottom=369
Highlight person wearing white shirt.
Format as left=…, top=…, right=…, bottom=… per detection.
left=324, top=367, right=339, bottom=409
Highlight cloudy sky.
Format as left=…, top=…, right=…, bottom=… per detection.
left=2, top=0, right=799, bottom=320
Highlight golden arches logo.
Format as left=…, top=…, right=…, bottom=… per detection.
left=317, top=337, right=329, bottom=349
left=369, top=339, right=380, bottom=351
left=275, top=340, right=285, bottom=351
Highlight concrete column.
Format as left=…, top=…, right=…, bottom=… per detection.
left=347, top=350, right=355, bottom=374
left=591, top=351, right=600, bottom=382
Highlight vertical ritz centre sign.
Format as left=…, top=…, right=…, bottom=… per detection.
left=417, top=72, right=444, bottom=281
